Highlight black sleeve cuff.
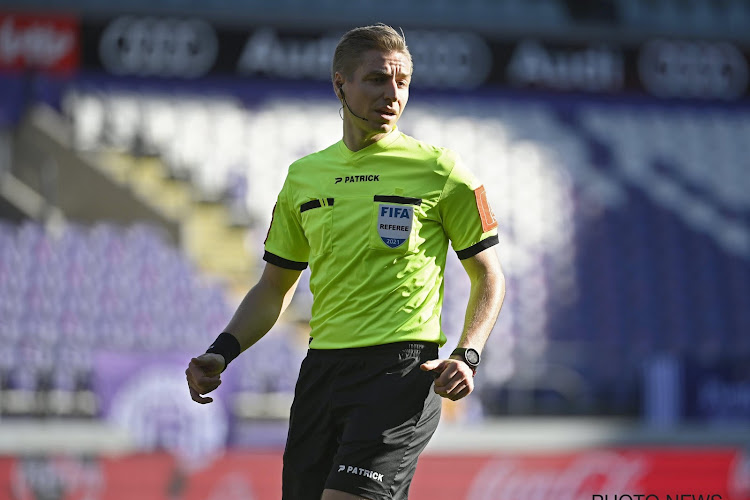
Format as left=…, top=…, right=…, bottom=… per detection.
left=455, top=234, right=499, bottom=260
left=263, top=250, right=308, bottom=270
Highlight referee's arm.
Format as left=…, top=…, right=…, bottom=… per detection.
left=223, top=262, right=303, bottom=351
left=455, top=247, right=505, bottom=356
left=186, top=262, right=302, bottom=404
left=421, top=248, right=505, bottom=401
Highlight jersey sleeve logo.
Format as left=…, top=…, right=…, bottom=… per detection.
left=474, top=185, right=498, bottom=232
left=377, top=204, right=413, bottom=248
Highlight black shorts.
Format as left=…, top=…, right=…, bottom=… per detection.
left=282, top=341, right=442, bottom=500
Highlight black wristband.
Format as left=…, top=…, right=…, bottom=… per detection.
left=206, top=332, right=241, bottom=370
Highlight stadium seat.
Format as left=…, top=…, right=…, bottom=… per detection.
left=49, top=85, right=750, bottom=418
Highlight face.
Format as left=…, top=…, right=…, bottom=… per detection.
left=335, top=50, right=411, bottom=144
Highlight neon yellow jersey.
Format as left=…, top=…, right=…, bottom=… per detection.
left=264, top=128, right=499, bottom=349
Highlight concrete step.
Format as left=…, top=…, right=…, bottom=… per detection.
left=91, top=150, right=256, bottom=290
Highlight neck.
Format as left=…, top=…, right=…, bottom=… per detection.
left=342, top=119, right=394, bottom=152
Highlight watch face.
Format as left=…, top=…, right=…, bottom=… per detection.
left=465, top=348, right=480, bottom=366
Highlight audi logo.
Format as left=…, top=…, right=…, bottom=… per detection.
left=99, top=16, right=218, bottom=78
left=407, top=31, right=492, bottom=89
left=236, top=28, right=492, bottom=89
left=638, top=39, right=749, bottom=100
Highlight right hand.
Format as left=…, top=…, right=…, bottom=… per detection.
left=186, top=353, right=226, bottom=404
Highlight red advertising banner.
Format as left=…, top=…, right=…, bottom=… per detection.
left=0, top=12, right=79, bottom=73
left=412, top=450, right=750, bottom=500
left=1, top=448, right=749, bottom=500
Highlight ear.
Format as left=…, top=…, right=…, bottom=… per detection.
left=333, top=73, right=345, bottom=100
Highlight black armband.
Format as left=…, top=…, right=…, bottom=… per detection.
left=206, top=332, right=241, bottom=370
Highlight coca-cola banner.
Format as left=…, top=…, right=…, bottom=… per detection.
left=0, top=12, right=79, bottom=74
left=2, top=448, right=749, bottom=500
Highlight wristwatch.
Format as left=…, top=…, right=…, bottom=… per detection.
left=450, top=347, right=480, bottom=375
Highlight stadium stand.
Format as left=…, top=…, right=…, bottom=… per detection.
left=0, top=221, right=233, bottom=418
left=2, top=3, right=750, bottom=497
left=7, top=84, right=748, bottom=419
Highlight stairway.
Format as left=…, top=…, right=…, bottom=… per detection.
left=94, top=151, right=255, bottom=293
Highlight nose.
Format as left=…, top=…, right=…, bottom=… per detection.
left=384, top=78, right=398, bottom=102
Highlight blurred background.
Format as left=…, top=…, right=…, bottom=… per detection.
left=0, top=0, right=749, bottom=498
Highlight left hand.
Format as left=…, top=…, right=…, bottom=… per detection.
left=420, top=358, right=474, bottom=401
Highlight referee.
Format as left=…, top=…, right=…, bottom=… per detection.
left=186, top=24, right=506, bottom=500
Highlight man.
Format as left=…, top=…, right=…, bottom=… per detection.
left=186, top=24, right=505, bottom=500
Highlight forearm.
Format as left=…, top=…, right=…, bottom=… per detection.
left=224, top=279, right=297, bottom=352
left=457, top=270, right=505, bottom=352
left=191, top=265, right=299, bottom=400
left=424, top=261, right=505, bottom=401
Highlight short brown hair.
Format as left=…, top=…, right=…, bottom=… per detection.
left=331, top=24, right=412, bottom=81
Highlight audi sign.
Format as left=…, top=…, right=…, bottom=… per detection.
left=98, top=17, right=218, bottom=78
left=639, top=39, right=749, bottom=100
